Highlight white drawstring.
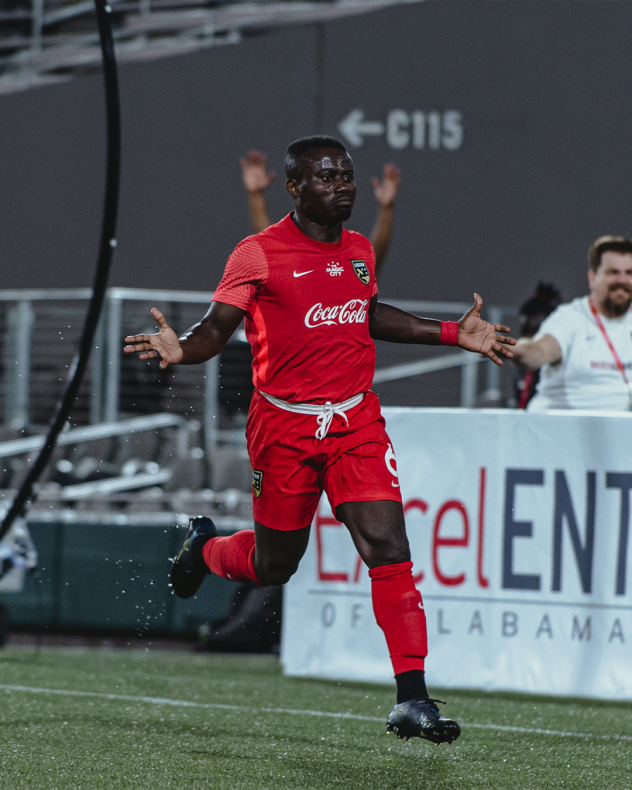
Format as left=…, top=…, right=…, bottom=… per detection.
left=315, top=401, right=350, bottom=440
left=259, top=391, right=364, bottom=440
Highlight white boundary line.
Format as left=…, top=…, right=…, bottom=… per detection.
left=1, top=684, right=631, bottom=743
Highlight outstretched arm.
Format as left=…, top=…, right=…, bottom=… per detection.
left=370, top=164, right=401, bottom=279
left=123, top=301, right=246, bottom=369
left=240, top=150, right=276, bottom=234
left=511, top=334, right=561, bottom=370
left=369, top=293, right=515, bottom=366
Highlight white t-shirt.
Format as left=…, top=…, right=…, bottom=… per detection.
left=527, top=296, right=632, bottom=412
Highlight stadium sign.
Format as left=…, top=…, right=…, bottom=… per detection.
left=282, top=409, right=632, bottom=700
left=338, top=109, right=464, bottom=150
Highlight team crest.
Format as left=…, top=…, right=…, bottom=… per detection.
left=252, top=469, right=264, bottom=498
left=351, top=259, right=370, bottom=285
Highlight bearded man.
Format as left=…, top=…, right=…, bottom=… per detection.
left=513, top=236, right=632, bottom=411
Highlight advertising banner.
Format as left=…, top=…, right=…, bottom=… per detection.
left=282, top=409, right=632, bottom=699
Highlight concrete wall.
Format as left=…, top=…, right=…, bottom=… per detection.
left=2, top=1, right=632, bottom=308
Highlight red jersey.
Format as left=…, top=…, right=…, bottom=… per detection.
left=212, top=213, right=378, bottom=403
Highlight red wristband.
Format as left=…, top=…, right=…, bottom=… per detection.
left=440, top=321, right=459, bottom=346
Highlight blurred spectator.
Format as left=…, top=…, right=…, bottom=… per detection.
left=239, top=150, right=275, bottom=233
left=512, top=236, right=632, bottom=411
left=515, top=283, right=562, bottom=408
left=369, top=163, right=401, bottom=279
left=239, top=150, right=401, bottom=277
left=198, top=583, right=282, bottom=653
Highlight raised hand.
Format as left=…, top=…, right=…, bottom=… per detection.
left=372, top=163, right=401, bottom=208
left=458, top=294, right=515, bottom=366
left=239, top=150, right=276, bottom=194
left=123, top=308, right=183, bottom=370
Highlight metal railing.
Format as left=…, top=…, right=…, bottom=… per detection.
left=0, top=413, right=186, bottom=501
left=373, top=350, right=485, bottom=409
left=0, top=412, right=186, bottom=458
left=1, top=287, right=512, bottom=433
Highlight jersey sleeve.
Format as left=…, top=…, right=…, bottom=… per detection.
left=534, top=303, right=579, bottom=362
left=212, top=237, right=269, bottom=312
left=369, top=243, right=378, bottom=297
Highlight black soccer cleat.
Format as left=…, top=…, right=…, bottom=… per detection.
left=170, top=515, right=217, bottom=599
left=386, top=699, right=461, bottom=745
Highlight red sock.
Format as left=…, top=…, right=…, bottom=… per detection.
left=202, top=530, right=264, bottom=585
left=369, top=561, right=427, bottom=675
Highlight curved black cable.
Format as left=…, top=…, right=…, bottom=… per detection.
left=0, top=0, right=120, bottom=542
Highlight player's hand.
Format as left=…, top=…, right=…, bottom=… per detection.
left=458, top=294, right=516, bottom=366
left=371, top=164, right=401, bottom=207
left=239, top=150, right=276, bottom=194
left=123, top=308, right=183, bottom=370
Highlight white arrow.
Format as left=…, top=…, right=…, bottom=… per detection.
left=338, top=109, right=385, bottom=147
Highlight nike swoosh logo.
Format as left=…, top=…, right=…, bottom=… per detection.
left=391, top=481, right=400, bottom=488
left=293, top=270, right=313, bottom=278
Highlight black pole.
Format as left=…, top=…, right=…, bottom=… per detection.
left=0, top=0, right=121, bottom=541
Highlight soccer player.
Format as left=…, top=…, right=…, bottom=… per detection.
left=124, top=136, right=515, bottom=744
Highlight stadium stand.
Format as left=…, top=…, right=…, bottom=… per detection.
left=0, top=0, right=427, bottom=94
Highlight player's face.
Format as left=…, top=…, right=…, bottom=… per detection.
left=288, top=150, right=356, bottom=225
left=589, top=251, right=632, bottom=317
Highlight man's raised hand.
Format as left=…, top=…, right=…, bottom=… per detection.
left=124, top=308, right=183, bottom=370
left=239, top=150, right=276, bottom=194
left=457, top=294, right=515, bottom=366
left=372, top=164, right=401, bottom=208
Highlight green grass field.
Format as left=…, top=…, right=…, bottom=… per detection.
left=0, top=647, right=630, bottom=789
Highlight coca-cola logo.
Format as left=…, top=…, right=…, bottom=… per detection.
left=304, top=299, right=369, bottom=328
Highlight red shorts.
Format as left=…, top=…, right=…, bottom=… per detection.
left=245, top=390, right=402, bottom=530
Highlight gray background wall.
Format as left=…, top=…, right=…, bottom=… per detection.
left=2, top=0, right=632, bottom=307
